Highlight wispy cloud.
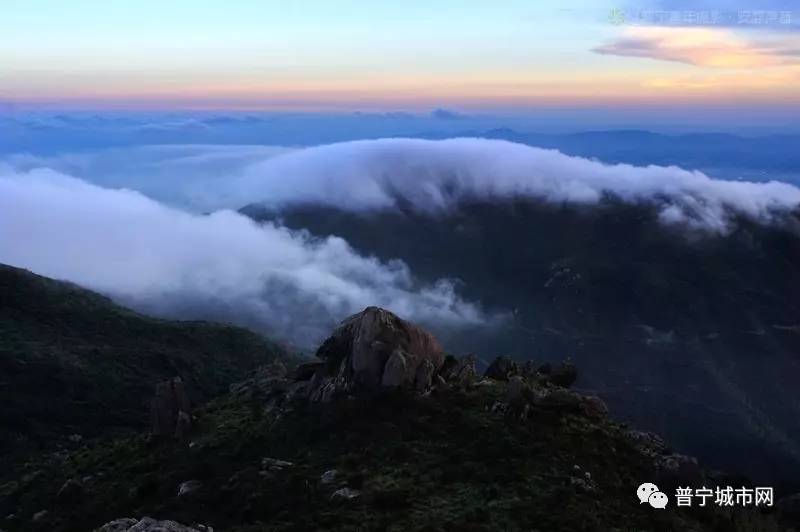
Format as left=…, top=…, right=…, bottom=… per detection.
left=594, top=26, right=800, bottom=68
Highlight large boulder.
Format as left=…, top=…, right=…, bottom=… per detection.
left=484, top=356, right=519, bottom=381
left=299, top=307, right=445, bottom=399
left=150, top=377, right=192, bottom=439
left=548, top=361, right=578, bottom=388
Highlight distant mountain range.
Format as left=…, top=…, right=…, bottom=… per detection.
left=3, top=114, right=799, bottom=184
left=417, top=128, right=800, bottom=182
left=243, top=197, right=800, bottom=487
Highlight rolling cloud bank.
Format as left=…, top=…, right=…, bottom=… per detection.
left=2, top=138, right=800, bottom=345
left=0, top=166, right=486, bottom=346
left=230, top=139, right=800, bottom=233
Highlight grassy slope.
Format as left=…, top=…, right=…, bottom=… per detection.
left=2, top=379, right=781, bottom=532
left=0, top=263, right=287, bottom=457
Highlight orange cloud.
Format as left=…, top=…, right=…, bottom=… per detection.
left=594, top=27, right=799, bottom=68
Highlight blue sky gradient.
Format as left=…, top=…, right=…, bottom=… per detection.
left=2, top=1, right=799, bottom=129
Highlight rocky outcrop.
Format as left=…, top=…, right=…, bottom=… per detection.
left=94, top=517, right=212, bottom=531
left=484, top=356, right=519, bottom=381
left=534, top=389, right=608, bottom=420
left=56, top=478, right=84, bottom=502
left=625, top=429, right=705, bottom=486
left=548, top=361, right=577, bottom=388
left=293, top=307, right=445, bottom=400
left=150, top=377, right=192, bottom=439
left=177, top=480, right=202, bottom=498
left=439, top=354, right=477, bottom=385
left=485, top=357, right=578, bottom=387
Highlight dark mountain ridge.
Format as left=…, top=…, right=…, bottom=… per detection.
left=0, top=263, right=287, bottom=463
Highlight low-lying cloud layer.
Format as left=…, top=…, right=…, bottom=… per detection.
left=7, top=138, right=800, bottom=235
left=2, top=138, right=799, bottom=347
left=0, top=166, right=487, bottom=347
left=228, top=138, right=800, bottom=233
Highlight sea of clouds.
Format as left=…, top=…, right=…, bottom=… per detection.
left=0, top=165, right=487, bottom=346
left=2, top=137, right=800, bottom=345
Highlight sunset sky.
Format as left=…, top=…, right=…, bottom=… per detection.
left=2, top=0, right=799, bottom=115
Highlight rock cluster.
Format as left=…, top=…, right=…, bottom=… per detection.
left=484, top=355, right=607, bottom=422
left=234, top=308, right=599, bottom=423
left=484, top=356, right=577, bottom=387
left=94, top=517, right=212, bottom=532
left=626, top=429, right=703, bottom=486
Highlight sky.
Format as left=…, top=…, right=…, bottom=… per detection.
left=2, top=0, right=800, bottom=122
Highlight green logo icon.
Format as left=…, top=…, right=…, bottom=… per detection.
left=609, top=8, right=626, bottom=25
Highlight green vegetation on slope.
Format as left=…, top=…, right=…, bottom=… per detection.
left=0, top=263, right=287, bottom=459
left=1, top=374, right=781, bottom=532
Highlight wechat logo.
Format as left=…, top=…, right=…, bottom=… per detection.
left=608, top=8, right=626, bottom=25
left=638, top=482, right=669, bottom=509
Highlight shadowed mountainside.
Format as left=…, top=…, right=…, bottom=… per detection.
left=0, top=263, right=288, bottom=462
left=1, top=308, right=788, bottom=531
left=242, top=198, right=800, bottom=486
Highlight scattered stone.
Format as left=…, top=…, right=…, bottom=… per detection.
left=320, top=469, right=339, bottom=485
left=67, top=433, right=83, bottom=444
left=177, top=480, right=202, bottom=497
left=533, top=389, right=606, bottom=419
left=57, top=478, right=84, bottom=501
left=331, top=487, right=361, bottom=501
left=484, top=356, right=519, bottom=381
left=655, top=453, right=702, bottom=486
left=580, top=395, right=609, bottom=420
left=489, top=401, right=508, bottom=415
left=94, top=517, right=211, bottom=532
left=21, top=470, right=43, bottom=484
left=437, top=355, right=460, bottom=380
left=506, top=375, right=526, bottom=404
left=453, top=354, right=478, bottom=385
left=32, top=510, right=48, bottom=522
left=262, top=458, right=294, bottom=471
left=549, top=361, right=578, bottom=388
left=94, top=518, right=138, bottom=532
left=414, top=359, right=435, bottom=392
left=627, top=430, right=668, bottom=458
left=521, top=360, right=538, bottom=377
left=570, top=474, right=597, bottom=493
